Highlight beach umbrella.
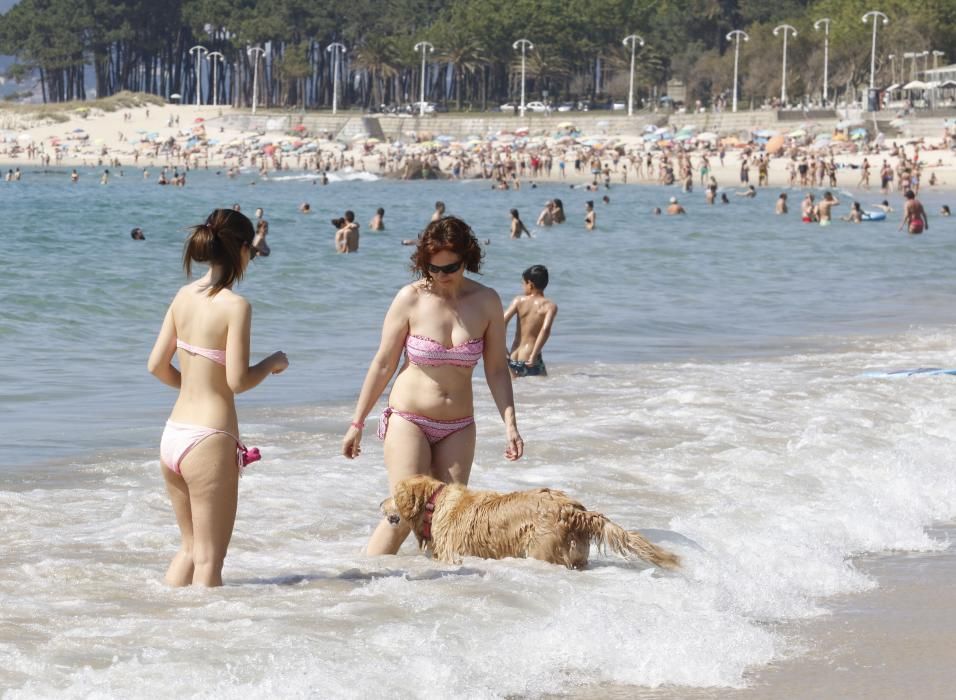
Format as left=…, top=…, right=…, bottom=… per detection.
left=293, top=124, right=307, bottom=132
left=436, top=134, right=454, bottom=142
left=850, top=130, right=867, bottom=140
left=832, top=133, right=848, bottom=142
left=696, top=132, right=719, bottom=141
left=787, top=128, right=806, bottom=138
left=754, top=129, right=777, bottom=138
left=766, top=134, right=786, bottom=154
left=514, top=127, right=529, bottom=136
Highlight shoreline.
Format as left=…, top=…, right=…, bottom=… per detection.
left=3, top=102, right=956, bottom=195
left=566, top=521, right=956, bottom=699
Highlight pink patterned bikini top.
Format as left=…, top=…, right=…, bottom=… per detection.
left=405, top=334, right=484, bottom=368
left=177, top=339, right=226, bottom=366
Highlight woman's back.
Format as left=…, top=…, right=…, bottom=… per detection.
left=169, top=281, right=246, bottom=430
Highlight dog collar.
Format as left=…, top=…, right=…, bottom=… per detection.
left=421, top=484, right=446, bottom=541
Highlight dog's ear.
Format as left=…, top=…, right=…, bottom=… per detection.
left=393, top=476, right=431, bottom=520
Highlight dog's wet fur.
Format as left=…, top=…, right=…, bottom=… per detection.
left=381, top=475, right=680, bottom=570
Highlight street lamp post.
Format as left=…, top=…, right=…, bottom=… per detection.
left=726, top=29, right=748, bottom=113
left=903, top=51, right=918, bottom=81
left=932, top=50, right=945, bottom=69
left=813, top=18, right=831, bottom=105
left=207, top=51, right=224, bottom=107
left=326, top=42, right=346, bottom=115
left=248, top=46, right=265, bottom=114
left=773, top=25, right=797, bottom=105
left=189, top=45, right=207, bottom=106
left=512, top=38, right=533, bottom=117
left=862, top=11, right=889, bottom=90
left=414, top=41, right=434, bottom=116
left=622, top=34, right=645, bottom=117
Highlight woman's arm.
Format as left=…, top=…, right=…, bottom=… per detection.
left=481, top=290, right=523, bottom=461
left=147, top=304, right=181, bottom=389
left=528, top=304, right=558, bottom=366
left=225, top=299, right=287, bottom=394
left=342, top=287, right=414, bottom=458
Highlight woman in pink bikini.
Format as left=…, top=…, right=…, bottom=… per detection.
left=148, top=209, right=288, bottom=586
left=342, top=216, right=523, bottom=555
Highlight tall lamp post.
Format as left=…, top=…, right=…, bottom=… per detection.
left=248, top=46, right=265, bottom=114
left=414, top=41, right=434, bottom=116
left=726, top=29, right=748, bottom=113
left=813, top=18, right=831, bottom=105
left=932, top=50, right=946, bottom=70
left=189, top=45, right=207, bottom=106
left=903, top=51, right=918, bottom=81
left=327, top=42, right=346, bottom=115
left=512, top=38, right=533, bottom=117
left=862, top=11, right=889, bottom=91
left=622, top=34, right=645, bottom=117
left=773, top=25, right=797, bottom=105
left=207, top=51, right=224, bottom=107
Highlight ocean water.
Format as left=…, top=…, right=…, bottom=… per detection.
left=2, top=167, right=956, bottom=697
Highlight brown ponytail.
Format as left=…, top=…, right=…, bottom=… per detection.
left=183, top=208, right=255, bottom=295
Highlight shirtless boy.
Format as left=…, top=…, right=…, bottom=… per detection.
left=817, top=191, right=840, bottom=226
left=503, top=265, right=558, bottom=378
left=335, top=210, right=360, bottom=253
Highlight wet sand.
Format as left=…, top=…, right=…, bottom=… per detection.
left=568, top=521, right=956, bottom=699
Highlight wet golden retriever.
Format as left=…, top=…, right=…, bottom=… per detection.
left=382, top=475, right=680, bottom=570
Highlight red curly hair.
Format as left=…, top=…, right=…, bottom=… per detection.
left=410, top=216, right=484, bottom=280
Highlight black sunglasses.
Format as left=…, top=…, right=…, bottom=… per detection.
left=428, top=260, right=463, bottom=275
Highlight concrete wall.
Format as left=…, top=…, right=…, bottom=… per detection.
left=209, top=109, right=951, bottom=142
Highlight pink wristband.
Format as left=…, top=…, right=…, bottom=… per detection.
left=351, top=421, right=365, bottom=430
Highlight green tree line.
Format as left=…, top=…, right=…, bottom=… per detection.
left=1, top=0, right=953, bottom=108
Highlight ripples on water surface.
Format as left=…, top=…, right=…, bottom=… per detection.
left=1, top=168, right=955, bottom=695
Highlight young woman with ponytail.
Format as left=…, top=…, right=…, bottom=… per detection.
left=148, top=208, right=289, bottom=586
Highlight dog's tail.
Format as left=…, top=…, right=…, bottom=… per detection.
left=573, top=510, right=681, bottom=569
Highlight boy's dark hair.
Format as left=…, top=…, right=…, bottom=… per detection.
left=377, top=207, right=385, bottom=215
left=344, top=210, right=355, bottom=222
left=522, top=264, right=549, bottom=291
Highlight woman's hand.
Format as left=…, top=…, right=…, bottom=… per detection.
left=343, top=425, right=363, bottom=459
left=268, top=351, right=289, bottom=374
left=504, top=425, right=523, bottom=461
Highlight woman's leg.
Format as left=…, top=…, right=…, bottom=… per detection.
left=431, top=423, right=476, bottom=486
left=161, top=464, right=195, bottom=586
left=367, top=414, right=432, bottom=555
left=179, top=434, right=239, bottom=587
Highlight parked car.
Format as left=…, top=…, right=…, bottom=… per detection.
left=525, top=101, right=548, bottom=112
left=409, top=101, right=437, bottom=114
left=557, top=102, right=575, bottom=112
left=612, top=102, right=626, bottom=111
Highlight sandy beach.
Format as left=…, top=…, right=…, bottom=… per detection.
left=3, top=101, right=956, bottom=197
